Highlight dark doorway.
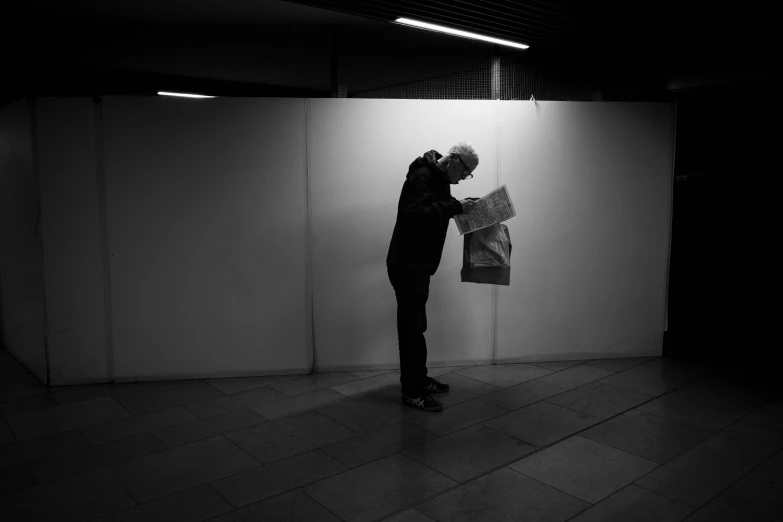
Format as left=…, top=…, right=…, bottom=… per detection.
left=665, top=78, right=773, bottom=376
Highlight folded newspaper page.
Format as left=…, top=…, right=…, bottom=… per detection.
left=454, top=184, right=516, bottom=235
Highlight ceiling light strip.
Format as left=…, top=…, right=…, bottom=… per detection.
left=394, top=17, right=529, bottom=49
left=327, top=0, right=542, bottom=40
left=157, top=92, right=216, bottom=98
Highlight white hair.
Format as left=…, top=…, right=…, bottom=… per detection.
left=448, top=141, right=479, bottom=166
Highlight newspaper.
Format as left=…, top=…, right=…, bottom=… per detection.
left=454, top=184, right=516, bottom=235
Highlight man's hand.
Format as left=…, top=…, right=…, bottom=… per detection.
left=460, top=199, right=478, bottom=214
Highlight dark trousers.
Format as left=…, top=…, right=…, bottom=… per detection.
left=387, top=263, right=431, bottom=396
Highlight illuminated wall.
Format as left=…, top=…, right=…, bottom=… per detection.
left=0, top=97, right=673, bottom=384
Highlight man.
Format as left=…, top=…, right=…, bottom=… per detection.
left=386, top=142, right=479, bottom=412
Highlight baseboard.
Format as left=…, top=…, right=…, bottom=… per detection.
left=317, top=352, right=661, bottom=374
left=47, top=366, right=314, bottom=387
left=44, top=351, right=666, bottom=386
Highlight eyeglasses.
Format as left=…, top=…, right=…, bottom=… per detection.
left=452, top=153, right=473, bottom=180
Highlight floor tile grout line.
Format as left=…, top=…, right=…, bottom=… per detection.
left=0, top=361, right=703, bottom=498
left=396, top=408, right=510, bottom=440
left=622, top=402, right=743, bottom=433
left=560, top=482, right=692, bottom=522
left=94, top=399, right=276, bottom=442
left=101, top=360, right=628, bottom=427
left=0, top=360, right=711, bottom=487
left=374, top=368, right=721, bottom=522
left=104, top=433, right=267, bottom=518
left=506, top=465, right=606, bottom=511
left=538, top=388, right=645, bottom=412
left=155, top=425, right=356, bottom=503
left=0, top=358, right=636, bottom=418
left=630, top=446, right=783, bottom=518
left=582, top=357, right=661, bottom=372
left=8, top=381, right=743, bottom=519
left=568, top=396, right=783, bottom=518
left=29, top=431, right=173, bottom=485
left=202, top=379, right=233, bottom=395
left=4, top=408, right=351, bottom=493
left=374, top=441, right=591, bottom=522
left=396, top=402, right=630, bottom=508
left=196, top=448, right=357, bottom=521
left=145, top=409, right=273, bottom=445
left=330, top=367, right=470, bottom=399
left=290, top=481, right=345, bottom=520
left=82, top=473, right=238, bottom=521
left=207, top=358, right=626, bottom=412
left=6, top=403, right=194, bottom=441
left=8, top=400, right=762, bottom=519
left=0, top=359, right=723, bottom=515
left=0, top=427, right=92, bottom=471
left=377, top=419, right=644, bottom=519
left=205, top=436, right=308, bottom=515
left=205, top=482, right=238, bottom=518
left=0, top=392, right=39, bottom=405
left=86, top=464, right=142, bottom=522
left=0, top=433, right=266, bottom=510
left=302, top=406, right=378, bottom=435
left=0, top=359, right=566, bottom=412
left=527, top=360, right=595, bottom=371
left=298, top=482, right=354, bottom=522
left=114, top=402, right=474, bottom=518
left=0, top=360, right=706, bottom=426
left=630, top=479, right=708, bottom=513
left=106, top=470, right=244, bottom=522
left=743, top=416, right=783, bottom=433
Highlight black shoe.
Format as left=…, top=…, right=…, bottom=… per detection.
left=401, top=392, right=443, bottom=412
left=423, top=377, right=450, bottom=393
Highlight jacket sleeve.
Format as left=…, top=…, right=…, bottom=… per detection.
left=400, top=173, right=463, bottom=225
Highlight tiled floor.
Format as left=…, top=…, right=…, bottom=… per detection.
left=2, top=348, right=782, bottom=522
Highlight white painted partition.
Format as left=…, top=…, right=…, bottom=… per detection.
left=36, top=99, right=111, bottom=384
left=19, top=97, right=673, bottom=386
left=102, top=97, right=309, bottom=381
left=308, top=100, right=498, bottom=371
left=495, top=102, right=674, bottom=361
left=0, top=99, right=48, bottom=383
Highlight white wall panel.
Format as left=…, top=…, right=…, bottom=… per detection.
left=0, top=99, right=47, bottom=383
left=36, top=98, right=111, bottom=384
left=495, top=101, right=674, bottom=361
left=21, top=97, right=674, bottom=385
left=103, top=97, right=308, bottom=380
left=308, top=100, right=497, bottom=371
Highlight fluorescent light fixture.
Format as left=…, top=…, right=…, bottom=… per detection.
left=157, top=92, right=216, bottom=98
left=394, top=18, right=529, bottom=50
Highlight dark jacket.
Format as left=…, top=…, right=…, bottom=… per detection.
left=386, top=150, right=464, bottom=275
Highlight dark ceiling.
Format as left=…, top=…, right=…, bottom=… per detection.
left=1, top=0, right=774, bottom=99
left=281, top=0, right=774, bottom=71
left=290, top=0, right=624, bottom=49
left=10, top=0, right=775, bottom=62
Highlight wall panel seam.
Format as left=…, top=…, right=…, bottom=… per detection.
left=29, top=97, right=51, bottom=386
left=305, top=98, right=316, bottom=374
left=93, top=97, right=116, bottom=382
left=663, top=101, right=677, bottom=336
left=491, top=99, right=500, bottom=365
